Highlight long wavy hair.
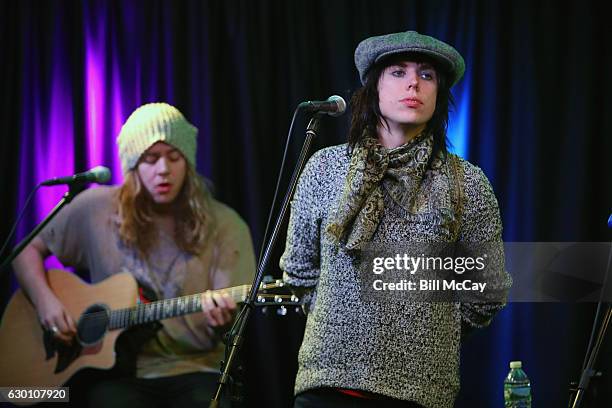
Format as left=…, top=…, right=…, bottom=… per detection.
left=116, top=165, right=215, bottom=258
left=349, top=52, right=455, bottom=170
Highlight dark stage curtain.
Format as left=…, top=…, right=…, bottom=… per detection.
left=1, top=1, right=611, bottom=407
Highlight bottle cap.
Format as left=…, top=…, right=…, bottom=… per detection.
left=510, top=361, right=522, bottom=369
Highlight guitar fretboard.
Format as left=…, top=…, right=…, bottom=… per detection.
left=108, top=285, right=250, bottom=330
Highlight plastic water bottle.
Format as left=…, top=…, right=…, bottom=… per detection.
left=504, top=361, right=531, bottom=407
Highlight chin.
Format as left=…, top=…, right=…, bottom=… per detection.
left=400, top=113, right=428, bottom=123
left=153, top=195, right=177, bottom=205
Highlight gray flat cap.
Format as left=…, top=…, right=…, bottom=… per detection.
left=354, top=30, right=465, bottom=86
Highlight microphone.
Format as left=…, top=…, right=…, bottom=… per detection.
left=298, top=95, right=347, bottom=117
left=40, top=166, right=111, bottom=186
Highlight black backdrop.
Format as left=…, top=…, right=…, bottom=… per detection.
left=1, top=1, right=612, bottom=407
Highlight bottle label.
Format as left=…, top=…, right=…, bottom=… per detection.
left=504, top=385, right=531, bottom=406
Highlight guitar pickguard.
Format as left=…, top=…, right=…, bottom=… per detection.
left=54, top=341, right=82, bottom=374
left=41, top=329, right=83, bottom=374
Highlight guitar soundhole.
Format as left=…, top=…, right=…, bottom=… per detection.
left=77, top=304, right=110, bottom=346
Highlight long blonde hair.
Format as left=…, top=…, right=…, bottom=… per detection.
left=116, top=165, right=215, bottom=258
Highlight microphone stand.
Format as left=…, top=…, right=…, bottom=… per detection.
left=0, top=184, right=81, bottom=270
left=209, top=114, right=323, bottom=407
left=569, top=214, right=612, bottom=408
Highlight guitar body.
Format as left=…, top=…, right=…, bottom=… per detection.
left=0, top=268, right=297, bottom=404
left=0, top=269, right=138, bottom=388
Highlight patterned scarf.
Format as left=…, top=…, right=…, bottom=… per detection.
left=327, top=132, right=443, bottom=250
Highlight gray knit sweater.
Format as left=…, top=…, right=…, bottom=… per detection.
left=280, top=144, right=510, bottom=408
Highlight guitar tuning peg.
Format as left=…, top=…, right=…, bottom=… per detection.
left=276, top=306, right=287, bottom=316
left=261, top=306, right=269, bottom=315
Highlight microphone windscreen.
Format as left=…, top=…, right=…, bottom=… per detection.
left=328, top=95, right=347, bottom=116
left=91, top=166, right=111, bottom=184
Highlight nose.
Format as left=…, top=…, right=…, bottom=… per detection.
left=406, top=71, right=419, bottom=90
left=155, top=156, right=170, bottom=175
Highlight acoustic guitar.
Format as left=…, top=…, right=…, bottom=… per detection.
left=0, top=269, right=299, bottom=392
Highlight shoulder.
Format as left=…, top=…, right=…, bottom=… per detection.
left=67, top=185, right=119, bottom=212
left=448, top=155, right=503, bottom=239
left=448, top=154, right=496, bottom=197
left=209, top=198, right=250, bottom=236
left=292, top=144, right=349, bottom=206
left=448, top=154, right=500, bottom=218
left=300, top=144, right=350, bottom=187
left=40, top=186, right=119, bottom=248
left=307, top=144, right=350, bottom=168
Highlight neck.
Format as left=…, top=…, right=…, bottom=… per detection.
left=377, top=122, right=426, bottom=148
left=150, top=204, right=177, bottom=235
left=151, top=201, right=176, bottom=215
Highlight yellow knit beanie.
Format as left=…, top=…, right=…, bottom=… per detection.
left=117, top=102, right=197, bottom=175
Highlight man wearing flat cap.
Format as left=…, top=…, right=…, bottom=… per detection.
left=282, top=30, right=511, bottom=407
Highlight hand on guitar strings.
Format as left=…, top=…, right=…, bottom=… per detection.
left=36, top=292, right=77, bottom=343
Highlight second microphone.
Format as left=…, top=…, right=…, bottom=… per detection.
left=298, top=95, right=346, bottom=117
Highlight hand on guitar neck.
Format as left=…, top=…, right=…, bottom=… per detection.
left=200, top=290, right=237, bottom=327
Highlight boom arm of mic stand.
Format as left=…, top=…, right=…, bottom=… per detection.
left=1, top=185, right=80, bottom=270
left=209, top=114, right=323, bottom=407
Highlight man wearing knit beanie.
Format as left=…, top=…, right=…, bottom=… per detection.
left=12, top=102, right=256, bottom=407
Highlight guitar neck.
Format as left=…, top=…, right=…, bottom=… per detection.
left=108, top=285, right=250, bottom=330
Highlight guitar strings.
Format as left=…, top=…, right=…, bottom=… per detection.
left=69, top=287, right=298, bottom=328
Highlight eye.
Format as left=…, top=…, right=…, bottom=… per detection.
left=167, top=150, right=183, bottom=161
left=141, top=153, right=160, bottom=164
left=420, top=70, right=436, bottom=81
left=391, top=69, right=405, bottom=78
